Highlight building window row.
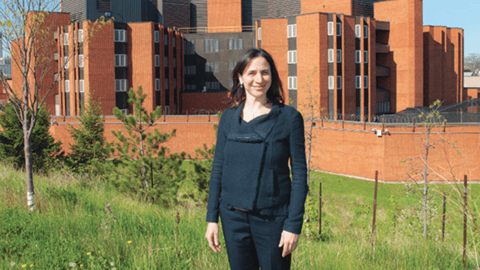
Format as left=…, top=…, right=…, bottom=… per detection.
left=77, top=30, right=83, bottom=43
left=79, top=80, right=85, bottom=93
left=287, top=24, right=297, bottom=38
left=288, top=50, right=297, bottom=64
left=328, top=49, right=341, bottom=63
left=114, top=29, right=127, bottom=42
left=205, top=62, right=219, bottom=73
left=115, top=54, right=127, bottom=67
left=327, top=22, right=341, bottom=36
left=78, top=55, right=84, bottom=68
left=205, top=39, right=219, bottom=53
left=288, top=76, right=297, bottom=90
left=355, top=76, right=368, bottom=89
left=156, top=78, right=161, bottom=91
left=355, top=24, right=368, bottom=39
left=115, top=79, right=128, bottom=92
left=185, top=84, right=196, bottom=91
left=228, top=38, right=243, bottom=50
left=206, top=81, right=220, bottom=90
left=355, top=50, right=368, bottom=64
left=155, top=55, right=160, bottom=67
left=64, top=33, right=69, bottom=46
left=185, top=65, right=196, bottom=75
left=65, top=80, right=70, bottom=92
left=328, top=76, right=342, bottom=90
left=154, top=31, right=159, bottom=43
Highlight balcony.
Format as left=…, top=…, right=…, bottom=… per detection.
left=376, top=43, right=390, bottom=54
left=376, top=65, right=391, bottom=77
left=376, top=21, right=390, bottom=31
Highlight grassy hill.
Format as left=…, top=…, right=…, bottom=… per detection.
left=1, top=163, right=478, bottom=269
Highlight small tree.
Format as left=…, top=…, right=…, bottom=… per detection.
left=465, top=53, right=480, bottom=74
left=0, top=0, right=109, bottom=210
left=0, top=103, right=61, bottom=171
left=404, top=100, right=446, bottom=238
left=67, top=95, right=110, bottom=173
left=108, top=86, right=185, bottom=205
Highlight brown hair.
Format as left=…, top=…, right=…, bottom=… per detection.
left=228, top=48, right=284, bottom=107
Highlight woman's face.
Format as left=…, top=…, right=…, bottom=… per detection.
left=238, top=56, right=272, bottom=101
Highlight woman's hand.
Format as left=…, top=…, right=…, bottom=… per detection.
left=278, top=230, right=299, bottom=257
left=205, top=222, right=222, bottom=253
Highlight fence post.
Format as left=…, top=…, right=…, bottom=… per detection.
left=442, top=192, right=446, bottom=241
left=371, top=171, right=379, bottom=241
left=463, top=175, right=468, bottom=267
left=412, top=118, right=416, bottom=133
left=208, top=111, right=211, bottom=122
left=319, top=182, right=322, bottom=236
left=186, top=110, right=189, bottom=122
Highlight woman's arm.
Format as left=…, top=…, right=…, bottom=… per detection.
left=283, top=110, right=309, bottom=234
left=205, top=110, right=229, bottom=223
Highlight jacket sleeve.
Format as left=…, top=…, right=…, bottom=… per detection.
left=205, top=110, right=230, bottom=223
left=283, top=110, right=309, bottom=234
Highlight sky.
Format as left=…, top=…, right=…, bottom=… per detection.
left=423, top=0, right=480, bottom=56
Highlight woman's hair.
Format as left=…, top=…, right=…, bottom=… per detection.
left=228, top=48, right=284, bottom=107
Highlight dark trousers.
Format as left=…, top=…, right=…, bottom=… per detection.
left=219, top=204, right=291, bottom=270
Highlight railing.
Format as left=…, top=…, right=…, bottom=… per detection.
left=176, top=26, right=255, bottom=34
left=325, top=112, right=480, bottom=124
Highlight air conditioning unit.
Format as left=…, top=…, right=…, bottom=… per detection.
left=120, top=109, right=128, bottom=115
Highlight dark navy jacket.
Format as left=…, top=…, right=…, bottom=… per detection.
left=206, top=102, right=308, bottom=234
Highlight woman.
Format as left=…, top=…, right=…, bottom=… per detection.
left=205, top=48, right=308, bottom=270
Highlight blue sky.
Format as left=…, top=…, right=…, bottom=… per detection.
left=423, top=0, right=480, bottom=56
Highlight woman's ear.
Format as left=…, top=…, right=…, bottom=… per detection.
left=238, top=75, right=243, bottom=85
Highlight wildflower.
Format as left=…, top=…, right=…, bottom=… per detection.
left=127, top=240, right=132, bottom=244
left=86, top=252, right=91, bottom=256
left=10, top=262, right=15, bottom=266
left=110, top=262, right=115, bottom=266
left=80, top=265, right=83, bottom=268
left=22, top=265, right=27, bottom=268
left=113, top=268, right=117, bottom=270
left=30, top=265, right=33, bottom=268
left=69, top=262, right=77, bottom=267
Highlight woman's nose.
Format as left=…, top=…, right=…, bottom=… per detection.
left=254, top=73, right=263, bottom=83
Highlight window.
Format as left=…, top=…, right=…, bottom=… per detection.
left=258, top=27, right=261, bottom=40
left=355, top=24, right=361, bottom=38
left=173, top=58, right=176, bottom=68
left=114, top=30, right=127, bottom=42
left=185, top=65, right=196, bottom=75
left=63, top=33, right=69, bottom=46
left=364, top=25, right=368, bottom=38
left=328, top=76, right=334, bottom=90
left=65, top=80, right=70, bottom=92
left=355, top=76, right=361, bottom=89
left=155, top=55, right=160, bottom=67
left=165, top=34, right=168, bottom=45
left=364, top=76, right=368, bottom=88
left=206, top=81, right=220, bottom=90
left=115, top=54, right=127, bottom=67
left=355, top=50, right=361, bottom=63
left=78, top=55, right=84, bottom=68
left=205, top=39, right=219, bottom=53
left=228, top=60, right=237, bottom=70
left=164, top=56, right=168, bottom=67
left=327, top=22, right=334, bottom=36
left=337, top=49, right=342, bottom=63
left=115, top=79, right=127, bottom=92
left=173, top=37, right=176, bottom=47
left=185, top=40, right=195, bottom=54
left=154, top=31, right=159, bottom=43
left=288, top=50, right=297, bottom=64
left=185, top=84, right=196, bottom=91
left=64, top=56, right=69, bottom=69
left=77, top=30, right=83, bottom=43
left=156, top=79, right=160, bottom=91
left=287, top=24, right=297, bottom=38
left=205, top=62, right=219, bottom=73
left=337, top=23, right=341, bottom=36
left=288, top=76, right=297, bottom=90
left=328, top=49, right=334, bottom=63
left=165, top=78, right=169, bottom=89
left=79, top=80, right=85, bottom=93
left=337, top=76, right=342, bottom=89
left=364, top=51, right=368, bottom=63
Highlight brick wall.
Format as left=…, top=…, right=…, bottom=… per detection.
left=207, top=0, right=242, bottom=33
left=302, top=0, right=353, bottom=16
left=180, top=92, right=230, bottom=114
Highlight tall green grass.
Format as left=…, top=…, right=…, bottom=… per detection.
left=0, top=164, right=478, bottom=269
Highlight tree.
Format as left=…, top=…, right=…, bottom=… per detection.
left=67, top=95, right=110, bottom=173
left=0, top=103, right=61, bottom=170
left=0, top=0, right=109, bottom=210
left=108, top=86, right=185, bottom=205
left=465, top=53, right=480, bottom=75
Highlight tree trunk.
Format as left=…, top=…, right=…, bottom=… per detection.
left=423, top=129, right=431, bottom=238
left=24, top=124, right=34, bottom=211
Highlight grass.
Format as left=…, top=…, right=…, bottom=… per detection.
left=0, top=163, right=479, bottom=269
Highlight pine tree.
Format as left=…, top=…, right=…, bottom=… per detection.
left=67, top=96, right=110, bottom=173
left=0, top=104, right=62, bottom=171
left=108, top=86, right=185, bottom=205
